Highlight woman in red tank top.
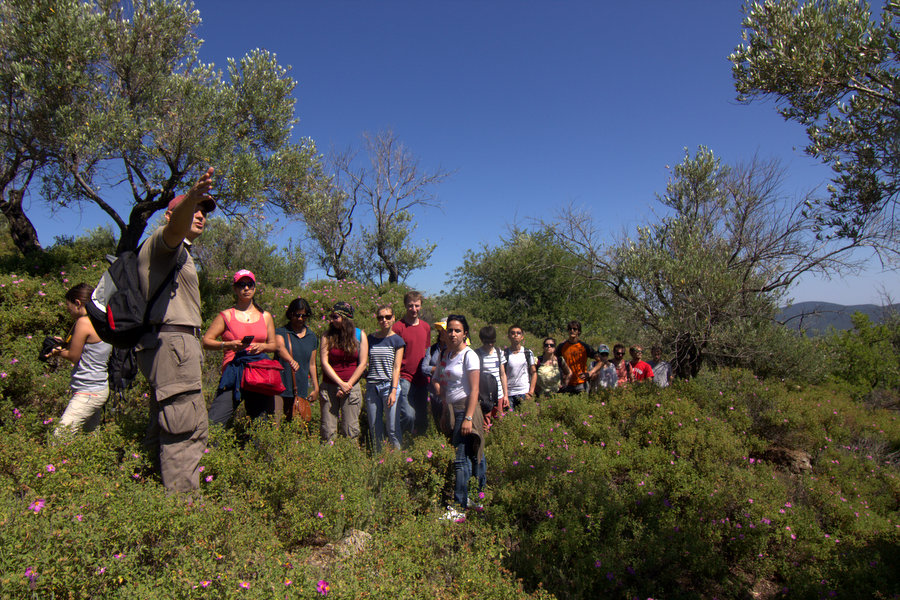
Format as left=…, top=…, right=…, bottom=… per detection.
left=202, top=269, right=277, bottom=425
left=319, top=301, right=368, bottom=442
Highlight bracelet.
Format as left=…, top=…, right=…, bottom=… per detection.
left=221, top=341, right=224, bottom=350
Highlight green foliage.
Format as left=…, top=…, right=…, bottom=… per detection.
left=558, top=147, right=862, bottom=379
left=2, top=239, right=899, bottom=599
left=443, top=226, right=619, bottom=339
left=825, top=311, right=900, bottom=402
left=192, top=216, right=305, bottom=318
left=1, top=0, right=323, bottom=255
left=731, top=0, right=900, bottom=246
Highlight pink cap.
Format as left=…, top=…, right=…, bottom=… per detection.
left=233, top=269, right=256, bottom=284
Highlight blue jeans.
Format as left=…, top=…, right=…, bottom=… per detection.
left=397, top=379, right=429, bottom=437
left=365, top=381, right=400, bottom=452
left=452, top=410, right=486, bottom=509
left=508, top=394, right=530, bottom=412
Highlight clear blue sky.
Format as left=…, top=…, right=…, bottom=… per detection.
left=34, top=0, right=898, bottom=305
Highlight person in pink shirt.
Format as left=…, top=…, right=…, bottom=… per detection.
left=203, top=269, right=278, bottom=425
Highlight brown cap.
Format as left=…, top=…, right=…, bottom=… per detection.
left=168, top=193, right=216, bottom=214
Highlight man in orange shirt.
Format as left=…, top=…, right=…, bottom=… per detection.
left=557, top=320, right=597, bottom=394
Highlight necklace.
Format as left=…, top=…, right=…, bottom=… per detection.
left=234, top=307, right=256, bottom=323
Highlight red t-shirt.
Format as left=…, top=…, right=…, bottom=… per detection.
left=392, top=318, right=431, bottom=386
left=630, top=360, right=655, bottom=382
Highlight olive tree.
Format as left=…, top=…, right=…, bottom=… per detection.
left=330, top=129, right=449, bottom=284
left=731, top=0, right=900, bottom=252
left=556, top=147, right=866, bottom=378
left=1, top=0, right=322, bottom=255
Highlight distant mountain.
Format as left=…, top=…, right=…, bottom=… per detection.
left=777, top=302, right=899, bottom=335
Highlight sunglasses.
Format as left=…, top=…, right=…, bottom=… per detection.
left=544, top=343, right=555, bottom=348
left=291, top=312, right=309, bottom=319
left=235, top=281, right=255, bottom=289
left=376, top=314, right=393, bottom=321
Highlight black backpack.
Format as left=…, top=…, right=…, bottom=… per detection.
left=474, top=348, right=500, bottom=415
left=86, top=245, right=187, bottom=349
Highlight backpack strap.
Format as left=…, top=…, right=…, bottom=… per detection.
left=142, top=244, right=188, bottom=326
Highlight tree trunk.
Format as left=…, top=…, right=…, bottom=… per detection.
left=671, top=332, right=704, bottom=379
left=115, top=201, right=159, bottom=254
left=1, top=189, right=42, bottom=255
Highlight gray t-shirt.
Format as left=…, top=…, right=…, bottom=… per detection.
left=70, top=339, right=112, bottom=392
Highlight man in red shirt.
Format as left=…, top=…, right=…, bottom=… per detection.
left=629, top=345, right=655, bottom=382
left=392, top=291, right=431, bottom=438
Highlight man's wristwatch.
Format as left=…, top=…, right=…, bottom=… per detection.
left=464, top=416, right=473, bottom=422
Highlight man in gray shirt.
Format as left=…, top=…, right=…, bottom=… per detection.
left=136, top=167, right=214, bottom=493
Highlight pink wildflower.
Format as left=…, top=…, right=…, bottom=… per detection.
left=317, top=580, right=330, bottom=595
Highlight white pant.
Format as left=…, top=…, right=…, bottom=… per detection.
left=55, top=388, right=110, bottom=435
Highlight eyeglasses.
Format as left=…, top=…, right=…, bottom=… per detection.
left=614, top=351, right=625, bottom=356
left=235, top=281, right=255, bottom=289
left=376, top=314, right=393, bottom=321
left=291, top=312, right=309, bottom=319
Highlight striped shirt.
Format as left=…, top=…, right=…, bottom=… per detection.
left=367, top=333, right=405, bottom=382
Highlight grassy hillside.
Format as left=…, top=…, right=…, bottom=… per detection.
left=0, top=262, right=898, bottom=599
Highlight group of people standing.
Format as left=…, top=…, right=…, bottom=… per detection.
left=536, top=320, right=673, bottom=396
left=44, top=169, right=677, bottom=521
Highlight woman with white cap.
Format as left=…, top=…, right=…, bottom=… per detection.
left=203, top=269, right=277, bottom=425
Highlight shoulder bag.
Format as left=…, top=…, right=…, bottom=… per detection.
left=286, top=332, right=312, bottom=422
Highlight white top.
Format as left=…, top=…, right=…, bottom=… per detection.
left=437, top=347, right=479, bottom=410
left=505, top=348, right=533, bottom=395
left=475, top=346, right=506, bottom=398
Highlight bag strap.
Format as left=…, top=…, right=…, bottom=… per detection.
left=142, top=244, right=188, bottom=327
left=286, top=332, right=299, bottom=395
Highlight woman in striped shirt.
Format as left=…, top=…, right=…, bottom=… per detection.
left=365, top=305, right=405, bottom=452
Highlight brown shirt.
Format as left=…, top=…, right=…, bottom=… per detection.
left=137, top=226, right=201, bottom=328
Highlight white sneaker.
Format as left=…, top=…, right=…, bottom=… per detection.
left=442, top=507, right=466, bottom=522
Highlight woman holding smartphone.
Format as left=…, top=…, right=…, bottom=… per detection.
left=48, top=283, right=112, bottom=435
left=203, top=269, right=277, bottom=425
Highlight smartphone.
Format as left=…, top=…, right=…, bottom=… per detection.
left=241, top=335, right=254, bottom=346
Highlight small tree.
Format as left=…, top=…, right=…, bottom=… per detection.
left=444, top=225, right=618, bottom=337
left=731, top=0, right=900, bottom=252
left=332, top=129, right=449, bottom=284
left=557, top=147, right=866, bottom=378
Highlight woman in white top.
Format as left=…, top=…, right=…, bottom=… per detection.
left=433, top=314, right=485, bottom=517
left=48, top=284, right=112, bottom=435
